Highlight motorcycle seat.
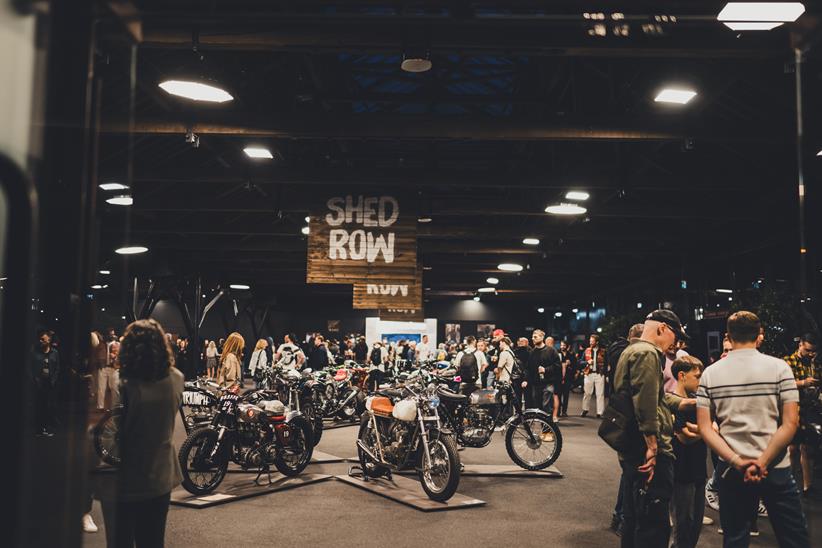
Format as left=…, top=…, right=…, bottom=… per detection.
left=376, top=388, right=403, bottom=398
left=437, top=388, right=467, bottom=403
left=369, top=396, right=394, bottom=417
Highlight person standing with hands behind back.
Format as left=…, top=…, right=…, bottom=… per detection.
left=697, top=311, right=809, bottom=547
left=102, top=319, right=183, bottom=548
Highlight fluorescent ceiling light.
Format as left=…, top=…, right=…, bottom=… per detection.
left=423, top=266, right=432, bottom=271
left=99, top=182, right=129, bottom=191
left=554, top=312, right=562, bottom=318
left=522, top=238, right=540, bottom=246
left=718, top=2, right=805, bottom=22
left=230, top=284, right=250, bottom=290
left=301, top=226, right=310, bottom=235
left=654, top=88, right=698, bottom=104
left=99, top=270, right=110, bottom=275
left=478, top=287, right=496, bottom=293
left=572, top=308, right=579, bottom=313
left=417, top=217, right=433, bottom=223
left=498, top=263, right=524, bottom=272
left=723, top=21, right=783, bottom=30
left=716, top=288, right=733, bottom=294
left=565, top=191, right=590, bottom=201
left=545, top=203, right=587, bottom=215
left=486, top=277, right=499, bottom=285
left=537, top=307, right=545, bottom=313
left=243, top=147, right=274, bottom=159
left=158, top=80, right=233, bottom=103
left=472, top=296, right=480, bottom=302
left=91, top=284, right=103, bottom=290
left=115, top=246, right=148, bottom=255
left=106, top=195, right=133, bottom=206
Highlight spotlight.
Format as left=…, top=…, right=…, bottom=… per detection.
left=498, top=263, right=524, bottom=272
left=230, top=284, right=250, bottom=290
left=654, top=88, right=697, bottom=105
left=158, top=80, right=233, bottom=103
left=244, top=147, right=273, bottom=159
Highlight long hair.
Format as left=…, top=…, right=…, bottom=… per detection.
left=254, top=338, right=267, bottom=352
left=208, top=341, right=216, bottom=350
left=118, top=319, right=175, bottom=381
left=221, top=332, right=245, bottom=365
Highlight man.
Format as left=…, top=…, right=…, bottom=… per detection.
left=522, top=330, right=560, bottom=416
left=582, top=333, right=607, bottom=418
left=308, top=335, right=330, bottom=370
left=476, top=339, right=492, bottom=387
left=31, top=331, right=60, bottom=435
left=557, top=340, right=577, bottom=418
left=275, top=333, right=305, bottom=370
left=613, top=309, right=693, bottom=548
left=416, top=334, right=432, bottom=363
left=663, top=339, right=690, bottom=393
left=669, top=356, right=707, bottom=548
left=485, top=329, right=505, bottom=387
left=353, top=336, right=369, bottom=363
left=368, top=341, right=388, bottom=390
left=784, top=332, right=819, bottom=497
left=697, top=311, right=808, bottom=547
left=454, top=336, right=487, bottom=396
left=99, top=329, right=120, bottom=410
left=513, top=337, right=531, bottom=410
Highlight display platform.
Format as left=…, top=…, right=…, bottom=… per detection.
left=397, top=463, right=563, bottom=478
left=323, top=420, right=359, bottom=430
left=170, top=473, right=332, bottom=509
left=335, top=470, right=486, bottom=512
left=311, top=450, right=354, bottom=463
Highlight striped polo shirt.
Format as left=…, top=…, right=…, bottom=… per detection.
left=696, top=348, right=799, bottom=468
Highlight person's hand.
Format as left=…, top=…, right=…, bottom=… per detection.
left=521, top=381, right=528, bottom=388
left=637, top=447, right=656, bottom=484
left=538, top=366, right=545, bottom=374
left=492, top=356, right=498, bottom=363
left=806, top=378, right=818, bottom=387
left=679, top=426, right=699, bottom=439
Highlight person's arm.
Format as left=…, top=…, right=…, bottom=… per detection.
left=755, top=401, right=798, bottom=472
left=296, top=350, right=305, bottom=367
left=696, top=406, right=756, bottom=473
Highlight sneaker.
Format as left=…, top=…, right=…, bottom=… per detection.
left=705, top=486, right=720, bottom=511
left=718, top=528, right=723, bottom=535
left=750, top=528, right=760, bottom=537
left=596, top=414, right=602, bottom=419
left=610, top=514, right=622, bottom=532
left=82, top=514, right=98, bottom=533
left=581, top=410, right=589, bottom=417
left=703, top=516, right=714, bottom=525
left=757, top=500, right=768, bottom=517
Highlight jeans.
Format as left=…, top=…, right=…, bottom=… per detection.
left=542, top=385, right=555, bottom=415
left=716, top=462, right=809, bottom=548
left=670, top=480, right=705, bottom=548
left=558, top=381, right=573, bottom=414
left=620, top=454, right=674, bottom=548
left=101, top=492, right=171, bottom=548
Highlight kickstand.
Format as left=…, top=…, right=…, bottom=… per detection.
left=254, top=464, right=274, bottom=486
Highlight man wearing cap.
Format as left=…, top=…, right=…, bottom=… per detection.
left=613, top=309, right=695, bottom=548
left=484, top=329, right=505, bottom=388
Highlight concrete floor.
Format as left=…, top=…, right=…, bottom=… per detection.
left=83, top=393, right=821, bottom=547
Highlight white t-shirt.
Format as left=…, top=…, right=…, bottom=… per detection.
left=696, top=348, right=799, bottom=468
left=416, top=342, right=432, bottom=363
left=454, top=347, right=488, bottom=387
left=276, top=343, right=304, bottom=369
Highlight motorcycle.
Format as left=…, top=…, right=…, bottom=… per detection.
left=356, top=381, right=461, bottom=502
left=178, top=382, right=313, bottom=495
left=436, top=380, right=562, bottom=470
left=180, top=377, right=221, bottom=433
left=271, top=366, right=324, bottom=445
left=318, top=363, right=368, bottom=420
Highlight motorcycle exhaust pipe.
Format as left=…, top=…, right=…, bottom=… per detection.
left=356, top=439, right=380, bottom=463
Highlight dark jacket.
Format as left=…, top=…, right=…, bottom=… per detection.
left=558, top=350, right=577, bottom=385
left=513, top=346, right=531, bottom=379
left=353, top=342, right=369, bottom=363
left=309, top=345, right=330, bottom=369
left=525, top=345, right=560, bottom=386
left=31, top=346, right=60, bottom=387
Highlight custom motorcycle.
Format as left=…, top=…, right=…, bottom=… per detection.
left=180, top=377, right=221, bottom=432
left=436, top=380, right=562, bottom=470
left=316, top=363, right=368, bottom=420
left=271, top=367, right=324, bottom=445
left=356, top=381, right=461, bottom=501
left=178, top=382, right=313, bottom=495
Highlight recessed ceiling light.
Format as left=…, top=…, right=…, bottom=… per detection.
left=723, top=21, right=783, bottom=30
left=545, top=203, right=587, bottom=215
left=537, top=307, right=545, bottom=313
left=718, top=2, right=805, bottom=23
left=565, top=191, right=590, bottom=201
left=158, top=80, right=233, bottom=103
left=305, top=216, right=311, bottom=223
left=572, top=308, right=579, bottom=313
left=654, top=88, right=697, bottom=105
left=478, top=287, right=496, bottom=293
left=522, top=238, right=540, bottom=246
left=423, top=266, right=432, bottom=271
left=472, top=296, right=481, bottom=302
left=401, top=56, right=432, bottom=73
left=554, top=312, right=562, bottom=318
left=99, top=270, right=110, bottom=275
left=417, top=217, right=433, bottom=223
left=301, top=226, right=310, bottom=235
left=486, top=277, right=499, bottom=285
left=106, top=195, right=133, bottom=206
left=230, top=284, right=250, bottom=290
left=243, top=146, right=274, bottom=159
left=99, top=182, right=129, bottom=191
left=115, top=246, right=148, bottom=255
left=498, top=263, right=524, bottom=272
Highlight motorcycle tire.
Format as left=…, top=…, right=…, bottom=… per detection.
left=93, top=407, right=122, bottom=466
left=336, top=400, right=358, bottom=421
left=301, top=396, right=323, bottom=446
left=274, top=416, right=314, bottom=477
left=504, top=412, right=562, bottom=471
left=356, top=416, right=389, bottom=479
left=179, top=428, right=228, bottom=495
left=417, top=432, right=461, bottom=502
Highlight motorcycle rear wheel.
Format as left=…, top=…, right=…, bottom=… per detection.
left=179, top=428, right=228, bottom=495
left=301, top=396, right=323, bottom=446
left=417, top=432, right=461, bottom=502
left=505, top=412, right=562, bottom=470
left=93, top=407, right=122, bottom=466
left=273, top=416, right=313, bottom=477
left=356, top=416, right=389, bottom=478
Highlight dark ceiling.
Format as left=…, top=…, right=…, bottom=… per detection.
left=93, top=1, right=822, bottom=308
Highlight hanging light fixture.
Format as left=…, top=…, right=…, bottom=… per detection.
left=99, top=182, right=129, bottom=191
left=106, top=195, right=133, bottom=206
left=158, top=80, right=233, bottom=103
left=545, top=203, right=587, bottom=215
left=401, top=51, right=432, bottom=73
left=498, top=263, right=524, bottom=272
left=115, top=246, right=148, bottom=255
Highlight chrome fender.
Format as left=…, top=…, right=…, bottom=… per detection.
left=503, top=408, right=551, bottom=431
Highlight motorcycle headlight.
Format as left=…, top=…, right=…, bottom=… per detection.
left=428, top=395, right=440, bottom=409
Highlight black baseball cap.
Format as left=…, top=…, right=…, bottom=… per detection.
left=645, top=309, right=690, bottom=340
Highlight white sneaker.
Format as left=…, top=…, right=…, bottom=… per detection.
left=705, top=487, right=720, bottom=511
left=757, top=500, right=768, bottom=517
left=82, top=513, right=98, bottom=533
left=750, top=529, right=760, bottom=537
left=702, top=515, right=714, bottom=525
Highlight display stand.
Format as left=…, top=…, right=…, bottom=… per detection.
left=397, top=463, right=563, bottom=478
left=335, top=466, right=485, bottom=512
left=323, top=420, right=359, bottom=430
left=311, top=450, right=354, bottom=464
left=170, top=473, right=332, bottom=509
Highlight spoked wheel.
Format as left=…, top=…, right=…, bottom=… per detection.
left=93, top=407, right=122, bottom=465
left=179, top=428, right=228, bottom=495
left=418, top=432, right=460, bottom=502
left=273, top=416, right=313, bottom=476
left=505, top=412, right=562, bottom=470
left=301, top=397, right=323, bottom=446
left=356, top=416, right=389, bottom=478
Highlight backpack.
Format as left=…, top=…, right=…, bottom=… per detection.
left=501, top=349, right=522, bottom=379
left=370, top=347, right=382, bottom=365
left=458, top=351, right=479, bottom=383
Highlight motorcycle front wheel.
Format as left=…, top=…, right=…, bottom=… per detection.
left=301, top=396, right=323, bottom=446
left=504, top=412, right=562, bottom=470
left=179, top=428, right=228, bottom=495
left=93, top=407, right=122, bottom=465
left=417, top=432, right=460, bottom=502
left=273, top=416, right=313, bottom=476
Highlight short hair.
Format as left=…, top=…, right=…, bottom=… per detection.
left=465, top=335, right=476, bottom=345
left=590, top=334, right=600, bottom=343
left=800, top=333, right=818, bottom=347
left=315, top=334, right=325, bottom=343
left=727, top=311, right=761, bottom=344
left=501, top=336, right=512, bottom=347
left=118, top=319, right=174, bottom=381
left=628, top=323, right=644, bottom=339
left=533, top=329, right=545, bottom=337
left=671, top=355, right=703, bottom=379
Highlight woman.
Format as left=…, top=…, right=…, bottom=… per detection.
left=103, top=318, right=183, bottom=547
left=248, top=338, right=269, bottom=388
left=205, top=341, right=218, bottom=379
left=216, top=332, right=244, bottom=387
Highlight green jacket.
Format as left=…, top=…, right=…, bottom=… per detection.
left=613, top=339, right=682, bottom=459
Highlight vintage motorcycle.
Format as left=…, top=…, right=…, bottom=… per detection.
left=179, top=377, right=221, bottom=433
left=178, top=382, right=313, bottom=495
left=271, top=366, right=324, bottom=445
left=435, top=380, right=562, bottom=470
left=316, top=363, right=368, bottom=420
left=356, top=381, right=461, bottom=502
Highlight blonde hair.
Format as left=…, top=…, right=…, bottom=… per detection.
left=254, top=338, right=267, bottom=352
left=221, top=332, right=245, bottom=365
left=208, top=341, right=216, bottom=350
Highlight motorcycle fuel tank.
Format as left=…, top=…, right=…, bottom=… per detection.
left=469, top=388, right=501, bottom=406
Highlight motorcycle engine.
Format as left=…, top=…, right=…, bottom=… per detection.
left=462, top=407, right=494, bottom=446
left=383, top=422, right=412, bottom=464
